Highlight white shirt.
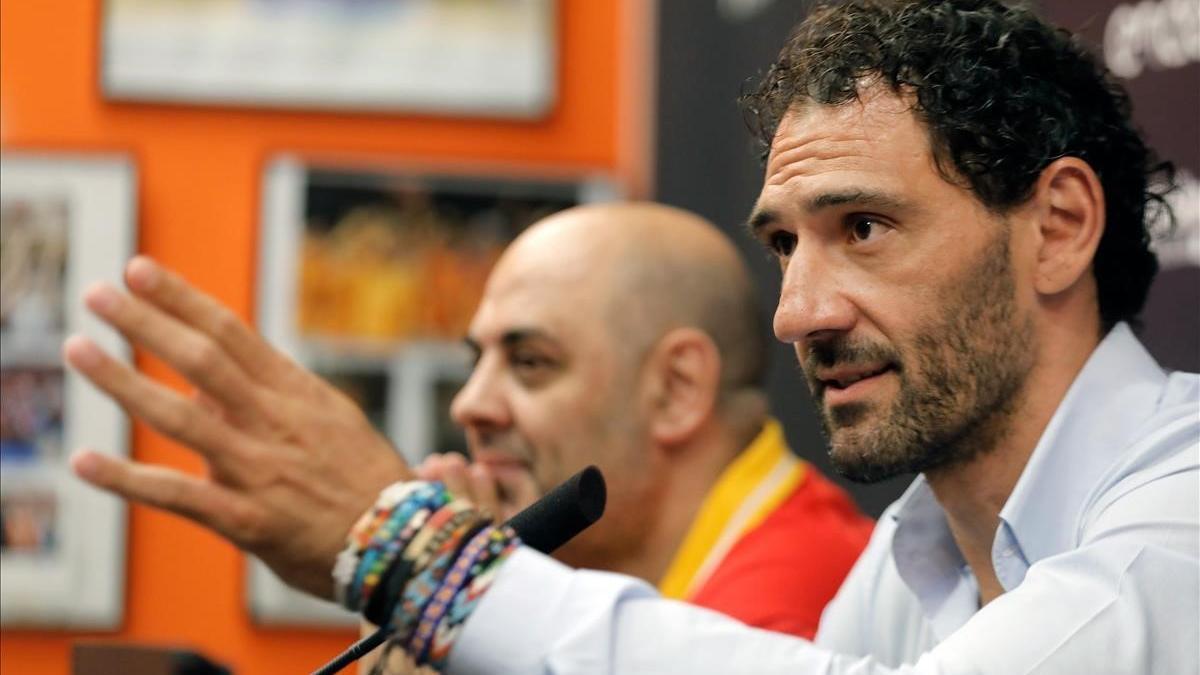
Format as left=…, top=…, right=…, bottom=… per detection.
left=448, top=324, right=1200, bottom=674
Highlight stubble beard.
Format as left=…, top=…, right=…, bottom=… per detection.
left=807, top=230, right=1037, bottom=484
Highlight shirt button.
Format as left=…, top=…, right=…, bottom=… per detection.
left=1001, top=548, right=1014, bottom=558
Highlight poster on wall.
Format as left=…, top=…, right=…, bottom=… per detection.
left=100, top=0, right=557, bottom=118
left=250, top=155, right=617, bottom=624
left=0, top=155, right=136, bottom=627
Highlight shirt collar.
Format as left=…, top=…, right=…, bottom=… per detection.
left=889, top=323, right=1166, bottom=629
left=996, top=322, right=1166, bottom=576
left=890, top=475, right=976, bottom=639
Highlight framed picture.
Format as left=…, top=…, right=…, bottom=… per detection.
left=248, top=155, right=618, bottom=624
left=100, top=0, right=556, bottom=118
left=0, top=154, right=137, bottom=627
left=389, top=342, right=474, bottom=464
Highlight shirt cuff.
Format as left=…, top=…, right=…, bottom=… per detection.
left=446, top=546, right=657, bottom=675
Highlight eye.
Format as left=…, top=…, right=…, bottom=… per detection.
left=511, top=352, right=550, bottom=370
left=508, top=351, right=557, bottom=386
left=767, top=230, right=797, bottom=257
left=848, top=216, right=890, bottom=243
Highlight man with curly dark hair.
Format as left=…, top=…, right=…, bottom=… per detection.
left=423, top=1, right=1192, bottom=670
left=65, top=1, right=1197, bottom=673
left=741, top=0, right=1171, bottom=333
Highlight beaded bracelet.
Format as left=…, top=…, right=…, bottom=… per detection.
left=346, top=484, right=448, bottom=611
left=335, top=481, right=443, bottom=611
left=389, top=513, right=486, bottom=645
left=333, top=482, right=425, bottom=605
left=355, top=505, right=433, bottom=611
left=336, top=480, right=522, bottom=667
left=407, top=525, right=501, bottom=660
left=404, top=501, right=477, bottom=571
left=352, top=502, right=426, bottom=604
left=422, top=526, right=519, bottom=667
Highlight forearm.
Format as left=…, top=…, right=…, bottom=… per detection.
left=448, top=548, right=930, bottom=675
left=444, top=533, right=1197, bottom=674
left=347, top=483, right=920, bottom=674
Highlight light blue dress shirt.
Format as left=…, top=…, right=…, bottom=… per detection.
left=449, top=324, right=1199, bottom=674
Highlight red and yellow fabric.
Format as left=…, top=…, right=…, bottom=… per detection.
left=657, top=419, right=874, bottom=639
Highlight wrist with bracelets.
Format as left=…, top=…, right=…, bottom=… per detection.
left=334, top=480, right=521, bottom=669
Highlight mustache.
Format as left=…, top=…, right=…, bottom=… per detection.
left=469, top=431, right=536, bottom=466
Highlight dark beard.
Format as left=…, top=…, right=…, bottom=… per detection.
left=805, top=230, right=1036, bottom=484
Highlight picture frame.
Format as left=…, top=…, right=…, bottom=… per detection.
left=100, top=0, right=557, bottom=118
left=248, top=155, right=618, bottom=624
left=389, top=342, right=474, bottom=467
left=0, top=154, right=137, bottom=627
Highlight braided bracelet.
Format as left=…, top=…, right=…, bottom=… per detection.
left=389, top=512, right=486, bottom=645
left=333, top=482, right=425, bottom=605
left=407, top=525, right=503, bottom=660
left=346, top=483, right=448, bottom=611
left=424, top=527, right=519, bottom=667
left=335, top=480, right=522, bottom=666
left=335, top=481, right=442, bottom=610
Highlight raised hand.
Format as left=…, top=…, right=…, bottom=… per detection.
left=64, top=256, right=411, bottom=599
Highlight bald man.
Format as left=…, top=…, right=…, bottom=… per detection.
left=387, top=202, right=873, bottom=640
left=353, top=204, right=871, bottom=672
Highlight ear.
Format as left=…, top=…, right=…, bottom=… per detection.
left=642, top=328, right=721, bottom=447
left=1029, top=157, right=1105, bottom=296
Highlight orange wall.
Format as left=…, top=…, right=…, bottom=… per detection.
left=0, top=1, right=627, bottom=673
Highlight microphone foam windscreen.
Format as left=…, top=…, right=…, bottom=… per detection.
left=504, top=465, right=606, bottom=554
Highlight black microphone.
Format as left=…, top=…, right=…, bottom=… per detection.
left=314, top=466, right=607, bottom=675
left=505, top=464, right=606, bottom=554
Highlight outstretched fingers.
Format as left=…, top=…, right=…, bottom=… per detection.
left=123, top=257, right=328, bottom=398
left=83, top=281, right=268, bottom=422
left=71, top=449, right=262, bottom=545
left=63, top=336, right=259, bottom=481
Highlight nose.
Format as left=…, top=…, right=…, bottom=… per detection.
left=450, top=356, right=511, bottom=432
left=773, top=246, right=857, bottom=345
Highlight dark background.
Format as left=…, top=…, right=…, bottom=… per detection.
left=653, top=0, right=1199, bottom=517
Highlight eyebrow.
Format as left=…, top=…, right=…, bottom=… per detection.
left=500, top=329, right=557, bottom=349
left=463, top=328, right=559, bottom=357
left=746, top=189, right=908, bottom=235
left=746, top=209, right=779, bottom=236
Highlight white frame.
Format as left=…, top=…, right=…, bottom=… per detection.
left=247, top=155, right=618, bottom=624
left=389, top=342, right=474, bottom=468
left=100, top=0, right=557, bottom=119
left=0, top=154, right=136, bottom=627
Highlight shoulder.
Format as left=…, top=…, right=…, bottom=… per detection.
left=1095, top=369, right=1197, bottom=495
left=1079, top=374, right=1198, bottom=547
left=749, top=466, right=875, bottom=560
left=685, top=467, right=875, bottom=638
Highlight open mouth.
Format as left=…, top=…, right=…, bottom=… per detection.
left=819, top=364, right=895, bottom=391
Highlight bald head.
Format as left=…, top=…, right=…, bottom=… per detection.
left=490, top=202, right=768, bottom=396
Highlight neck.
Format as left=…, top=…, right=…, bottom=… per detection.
left=610, top=416, right=762, bottom=585
left=925, top=316, right=1102, bottom=605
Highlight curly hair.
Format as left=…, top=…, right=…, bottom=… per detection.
left=741, top=0, right=1175, bottom=329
